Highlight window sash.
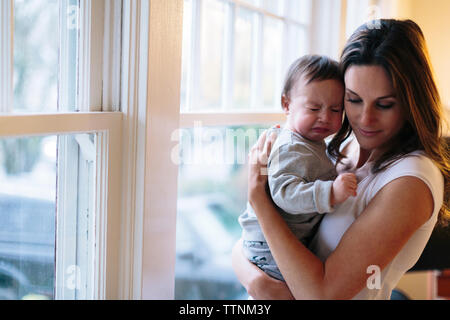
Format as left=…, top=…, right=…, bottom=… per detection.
left=0, top=112, right=123, bottom=299
left=182, top=0, right=312, bottom=113
left=0, top=0, right=123, bottom=299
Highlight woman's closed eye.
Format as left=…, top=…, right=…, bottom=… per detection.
left=346, top=98, right=395, bottom=110
left=346, top=98, right=362, bottom=104
left=376, top=102, right=395, bottom=109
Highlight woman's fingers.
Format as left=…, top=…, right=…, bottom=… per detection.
left=257, top=129, right=267, bottom=150
left=249, top=126, right=280, bottom=176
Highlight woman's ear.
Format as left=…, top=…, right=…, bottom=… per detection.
left=281, top=95, right=290, bottom=114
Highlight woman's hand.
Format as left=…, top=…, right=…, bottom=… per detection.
left=231, top=239, right=294, bottom=300
left=247, top=127, right=279, bottom=204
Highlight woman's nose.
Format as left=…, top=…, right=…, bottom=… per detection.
left=360, top=105, right=376, bottom=126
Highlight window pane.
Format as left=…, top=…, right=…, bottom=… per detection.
left=0, top=133, right=95, bottom=300
left=14, top=0, right=58, bottom=112
left=291, top=25, right=308, bottom=58
left=262, top=17, right=283, bottom=109
left=260, top=0, right=283, bottom=16
left=195, top=0, right=225, bottom=111
left=286, top=0, right=312, bottom=25
left=180, top=0, right=192, bottom=112
left=175, top=124, right=270, bottom=300
left=285, top=25, right=308, bottom=78
left=0, top=136, right=56, bottom=299
left=13, top=0, right=78, bottom=112
left=233, top=8, right=253, bottom=110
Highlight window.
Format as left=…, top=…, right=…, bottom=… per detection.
left=175, top=0, right=328, bottom=300
left=180, top=0, right=312, bottom=113
left=175, top=124, right=271, bottom=299
left=0, top=0, right=123, bottom=299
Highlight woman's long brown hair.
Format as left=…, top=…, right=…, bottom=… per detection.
left=328, top=19, right=450, bottom=226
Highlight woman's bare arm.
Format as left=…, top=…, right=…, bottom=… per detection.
left=251, top=175, right=433, bottom=299
left=245, top=131, right=434, bottom=299
left=231, top=239, right=294, bottom=300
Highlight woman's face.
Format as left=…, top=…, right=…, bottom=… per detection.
left=344, top=65, right=406, bottom=153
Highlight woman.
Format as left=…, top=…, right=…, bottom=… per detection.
left=232, top=19, right=450, bottom=300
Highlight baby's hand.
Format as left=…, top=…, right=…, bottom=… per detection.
left=331, top=173, right=357, bottom=206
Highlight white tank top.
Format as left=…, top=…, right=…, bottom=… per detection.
left=309, top=149, right=444, bottom=299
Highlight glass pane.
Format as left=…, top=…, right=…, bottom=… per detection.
left=180, top=0, right=192, bottom=112
left=285, top=25, right=308, bottom=78
left=286, top=0, right=312, bottom=25
left=13, top=0, right=79, bottom=112
left=261, top=0, right=283, bottom=16
left=175, top=124, right=270, bottom=300
left=233, top=8, right=253, bottom=110
left=14, top=0, right=58, bottom=112
left=291, top=25, right=308, bottom=58
left=0, top=136, right=56, bottom=299
left=195, top=0, right=225, bottom=111
left=262, top=17, right=283, bottom=109
left=0, top=133, right=95, bottom=300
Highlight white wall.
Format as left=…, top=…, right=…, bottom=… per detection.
left=380, top=0, right=450, bottom=114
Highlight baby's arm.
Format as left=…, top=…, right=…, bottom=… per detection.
left=269, top=144, right=335, bottom=214
left=330, top=173, right=358, bottom=206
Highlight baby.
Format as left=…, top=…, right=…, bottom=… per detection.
left=238, top=55, right=357, bottom=281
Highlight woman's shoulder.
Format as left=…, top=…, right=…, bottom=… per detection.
left=371, top=151, right=444, bottom=207
left=382, top=151, right=442, bottom=181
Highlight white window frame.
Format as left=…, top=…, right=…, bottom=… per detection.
left=0, top=0, right=124, bottom=299
left=0, top=112, right=123, bottom=299
left=118, top=0, right=184, bottom=300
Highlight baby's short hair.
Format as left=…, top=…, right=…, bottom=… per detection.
left=281, top=54, right=343, bottom=102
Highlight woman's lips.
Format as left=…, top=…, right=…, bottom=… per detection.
left=359, top=128, right=382, bottom=137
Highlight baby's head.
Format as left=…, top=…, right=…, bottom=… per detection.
left=281, top=55, right=344, bottom=142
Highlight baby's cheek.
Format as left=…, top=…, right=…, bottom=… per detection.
left=332, top=117, right=344, bottom=132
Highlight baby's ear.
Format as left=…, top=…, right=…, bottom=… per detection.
left=281, top=95, right=290, bottom=114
